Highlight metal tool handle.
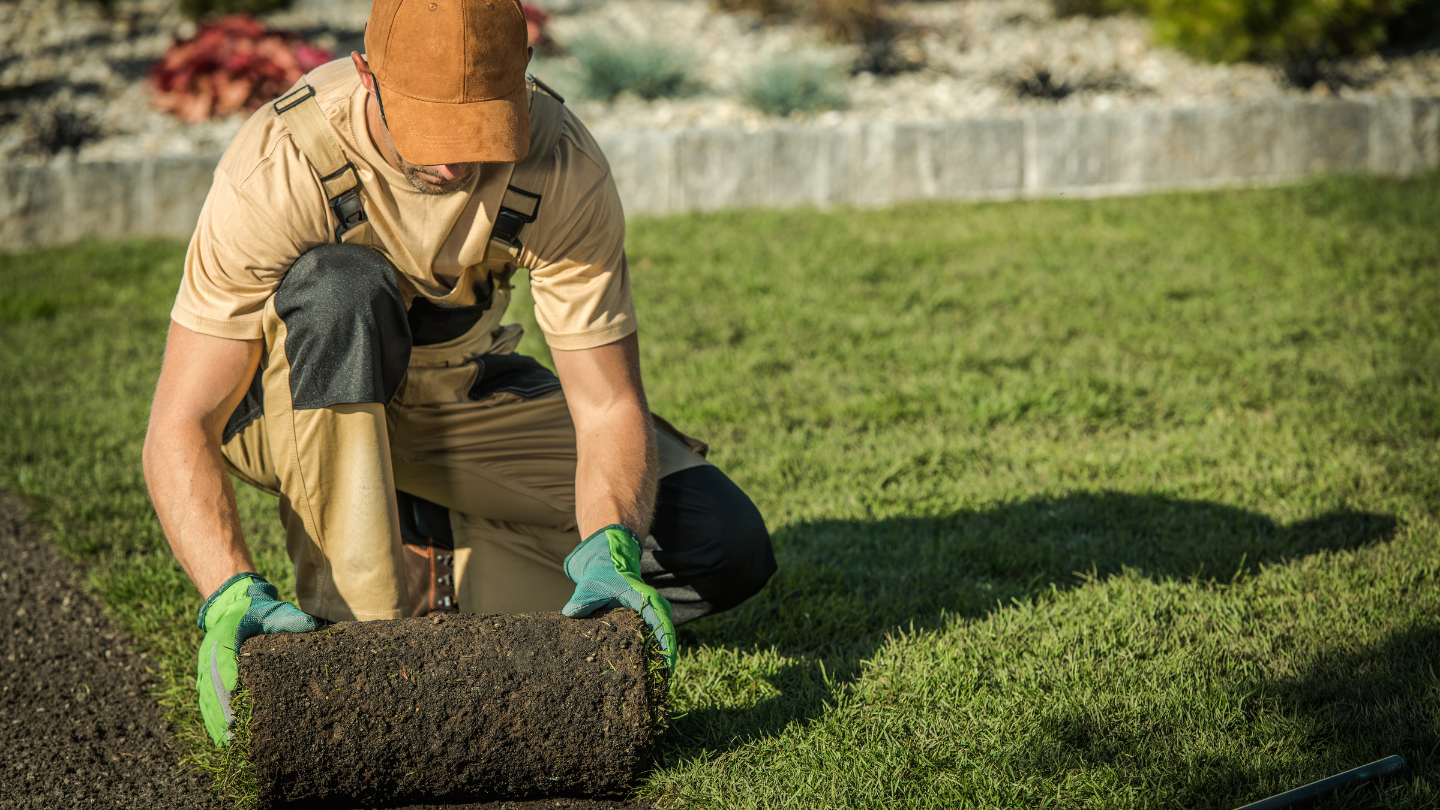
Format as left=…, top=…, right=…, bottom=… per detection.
left=1234, top=755, right=1404, bottom=810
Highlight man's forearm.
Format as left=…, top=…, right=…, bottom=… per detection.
left=143, top=421, right=255, bottom=597
left=573, top=403, right=658, bottom=538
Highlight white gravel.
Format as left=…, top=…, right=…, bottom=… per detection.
left=2, top=0, right=1437, bottom=166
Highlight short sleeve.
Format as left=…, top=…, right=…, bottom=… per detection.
left=171, top=123, right=331, bottom=340
left=519, top=119, right=635, bottom=352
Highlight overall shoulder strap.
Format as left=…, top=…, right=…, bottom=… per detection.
left=273, top=84, right=369, bottom=243
left=488, top=76, right=566, bottom=255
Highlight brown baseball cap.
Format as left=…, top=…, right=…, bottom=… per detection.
left=365, top=0, right=531, bottom=165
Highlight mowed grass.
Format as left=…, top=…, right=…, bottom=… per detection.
left=1, top=172, right=1438, bottom=808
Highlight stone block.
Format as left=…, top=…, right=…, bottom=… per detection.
left=58, top=162, right=145, bottom=242
left=1371, top=96, right=1440, bottom=175
left=935, top=118, right=1025, bottom=197
left=1138, top=107, right=1227, bottom=184
left=760, top=126, right=841, bottom=208
left=676, top=127, right=765, bottom=212
left=1291, top=100, right=1370, bottom=174
left=0, top=166, right=60, bottom=247
left=1194, top=103, right=1295, bottom=180
left=1029, top=110, right=1150, bottom=191
left=147, top=157, right=220, bottom=240
left=1417, top=97, right=1440, bottom=171
left=847, top=122, right=911, bottom=206
left=594, top=130, right=678, bottom=217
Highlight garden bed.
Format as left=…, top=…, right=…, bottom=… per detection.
left=2, top=0, right=1438, bottom=166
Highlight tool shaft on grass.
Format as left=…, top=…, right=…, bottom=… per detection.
left=1234, top=755, right=1404, bottom=810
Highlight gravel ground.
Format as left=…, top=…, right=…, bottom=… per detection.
left=3, top=0, right=1438, bottom=167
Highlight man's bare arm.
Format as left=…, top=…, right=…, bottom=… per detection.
left=142, top=322, right=263, bottom=596
left=551, top=332, right=658, bottom=538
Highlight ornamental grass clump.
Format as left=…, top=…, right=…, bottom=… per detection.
left=739, top=56, right=848, bottom=117
left=568, top=36, right=696, bottom=102
left=148, top=15, right=332, bottom=124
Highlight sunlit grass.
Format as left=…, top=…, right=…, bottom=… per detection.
left=1, top=171, right=1437, bottom=807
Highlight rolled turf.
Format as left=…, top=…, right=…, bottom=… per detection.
left=237, top=608, right=666, bottom=810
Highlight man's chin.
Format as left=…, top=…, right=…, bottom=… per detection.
left=404, top=168, right=472, bottom=196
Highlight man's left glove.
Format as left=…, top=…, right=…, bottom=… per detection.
left=563, top=525, right=676, bottom=670
left=195, top=572, right=321, bottom=745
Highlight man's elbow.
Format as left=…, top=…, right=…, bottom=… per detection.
left=141, top=407, right=208, bottom=487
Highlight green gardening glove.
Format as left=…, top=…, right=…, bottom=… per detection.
left=563, top=525, right=676, bottom=670
left=195, top=572, right=321, bottom=745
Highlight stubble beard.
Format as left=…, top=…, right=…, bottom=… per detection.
left=400, top=160, right=476, bottom=196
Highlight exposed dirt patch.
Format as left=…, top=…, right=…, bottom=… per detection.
left=242, top=609, right=666, bottom=810
left=0, top=490, right=222, bottom=809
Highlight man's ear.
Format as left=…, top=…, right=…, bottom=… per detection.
left=351, top=51, right=376, bottom=94
left=526, top=45, right=534, bottom=66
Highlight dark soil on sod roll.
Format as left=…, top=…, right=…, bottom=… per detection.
left=240, top=608, right=667, bottom=810
left=0, top=490, right=222, bottom=809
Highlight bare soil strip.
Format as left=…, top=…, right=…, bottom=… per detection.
left=0, top=490, right=221, bottom=809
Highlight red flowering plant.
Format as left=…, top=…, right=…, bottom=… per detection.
left=149, top=15, right=332, bottom=124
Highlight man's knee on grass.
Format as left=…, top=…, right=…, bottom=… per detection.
left=646, top=464, right=777, bottom=626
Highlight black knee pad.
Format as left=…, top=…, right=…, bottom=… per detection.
left=647, top=465, right=776, bottom=620
left=274, top=244, right=411, bottom=410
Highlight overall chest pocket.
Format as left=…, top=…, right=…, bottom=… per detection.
left=407, top=277, right=495, bottom=346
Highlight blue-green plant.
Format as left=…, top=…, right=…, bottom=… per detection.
left=737, top=55, right=848, bottom=116
left=568, top=35, right=696, bottom=102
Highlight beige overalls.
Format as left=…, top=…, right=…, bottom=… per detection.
left=220, top=80, right=707, bottom=623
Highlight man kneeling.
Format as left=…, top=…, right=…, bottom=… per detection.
left=142, top=0, right=775, bottom=746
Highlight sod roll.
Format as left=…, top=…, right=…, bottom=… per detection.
left=237, top=608, right=666, bottom=810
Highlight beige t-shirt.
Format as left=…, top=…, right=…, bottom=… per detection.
left=171, top=58, right=634, bottom=352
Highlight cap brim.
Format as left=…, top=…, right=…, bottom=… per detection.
left=382, top=79, right=530, bottom=165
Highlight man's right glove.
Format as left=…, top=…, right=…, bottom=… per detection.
left=195, top=572, right=320, bottom=745
left=562, top=525, right=676, bottom=670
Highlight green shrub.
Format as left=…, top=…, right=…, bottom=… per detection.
left=567, top=36, right=697, bottom=102
left=1057, top=0, right=1440, bottom=65
left=738, top=56, right=848, bottom=116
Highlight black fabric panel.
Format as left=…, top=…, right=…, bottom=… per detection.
left=396, top=490, right=455, bottom=551
left=221, top=363, right=266, bottom=445
left=644, top=464, right=776, bottom=625
left=274, top=245, right=412, bottom=410
left=408, top=277, right=495, bottom=346
left=467, top=354, right=563, bottom=401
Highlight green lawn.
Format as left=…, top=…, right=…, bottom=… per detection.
left=2, top=172, right=1438, bottom=808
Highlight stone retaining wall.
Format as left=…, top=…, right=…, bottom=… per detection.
left=2, top=96, right=1436, bottom=249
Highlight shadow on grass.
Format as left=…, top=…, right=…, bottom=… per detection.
left=669, top=491, right=1398, bottom=759
left=1028, top=624, right=1439, bottom=809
